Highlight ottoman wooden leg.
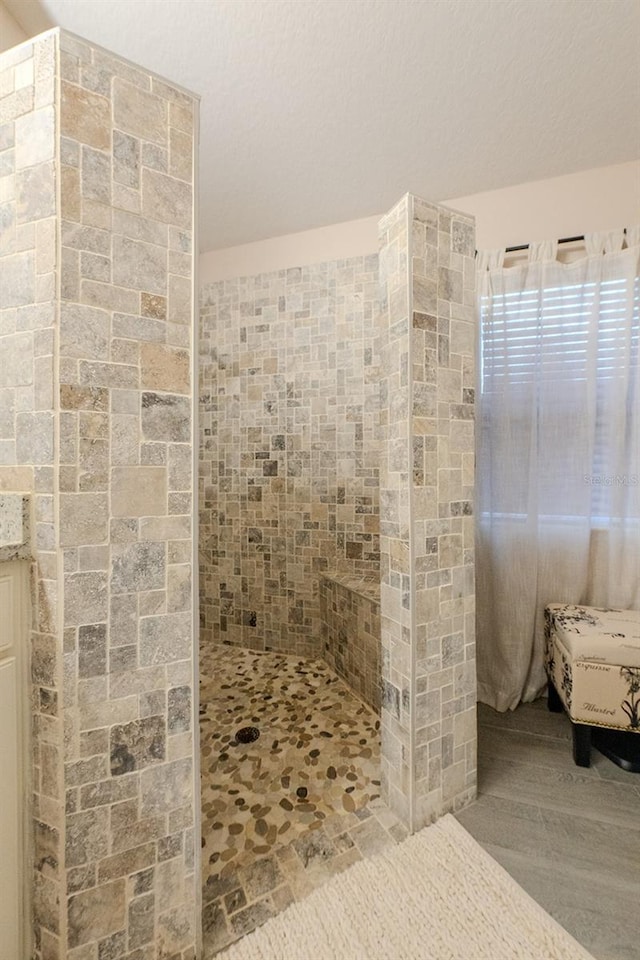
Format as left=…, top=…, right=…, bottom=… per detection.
left=547, top=680, right=563, bottom=713
left=572, top=723, right=591, bottom=767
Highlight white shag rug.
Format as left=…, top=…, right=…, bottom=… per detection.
left=221, top=814, right=594, bottom=960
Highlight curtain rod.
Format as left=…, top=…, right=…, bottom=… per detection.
left=504, top=227, right=627, bottom=255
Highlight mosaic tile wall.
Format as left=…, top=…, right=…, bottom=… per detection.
left=320, top=573, right=381, bottom=711
left=378, top=194, right=477, bottom=831
left=199, top=258, right=381, bottom=659
left=0, top=29, right=198, bottom=959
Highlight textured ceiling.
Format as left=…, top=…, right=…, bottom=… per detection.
left=8, top=0, right=640, bottom=252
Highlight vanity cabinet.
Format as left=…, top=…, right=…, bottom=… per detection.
left=0, top=560, right=28, bottom=960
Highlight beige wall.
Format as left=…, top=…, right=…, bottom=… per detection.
left=450, top=160, right=640, bottom=250
left=200, top=160, right=640, bottom=283
left=0, top=1, right=27, bottom=52
left=200, top=214, right=380, bottom=286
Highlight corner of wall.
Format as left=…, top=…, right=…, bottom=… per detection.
left=378, top=193, right=477, bottom=833
left=1, top=29, right=200, bottom=958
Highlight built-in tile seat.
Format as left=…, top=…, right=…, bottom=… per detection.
left=545, top=604, right=640, bottom=770
left=320, top=573, right=381, bottom=713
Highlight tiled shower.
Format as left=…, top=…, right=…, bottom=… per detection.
left=198, top=196, right=478, bottom=824
left=198, top=196, right=477, bottom=948
left=197, top=257, right=390, bottom=950
left=0, top=23, right=477, bottom=957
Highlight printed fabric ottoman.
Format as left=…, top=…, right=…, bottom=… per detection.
left=544, top=604, right=640, bottom=769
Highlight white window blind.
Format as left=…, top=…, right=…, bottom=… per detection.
left=480, top=274, right=640, bottom=522
left=480, top=277, right=640, bottom=388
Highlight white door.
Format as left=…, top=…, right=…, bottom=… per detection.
left=0, top=560, right=28, bottom=960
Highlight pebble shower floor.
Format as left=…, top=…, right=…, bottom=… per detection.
left=199, top=647, right=408, bottom=955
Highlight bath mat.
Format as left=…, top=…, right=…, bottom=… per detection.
left=220, top=814, right=593, bottom=960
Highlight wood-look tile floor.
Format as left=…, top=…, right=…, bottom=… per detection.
left=457, top=700, right=640, bottom=960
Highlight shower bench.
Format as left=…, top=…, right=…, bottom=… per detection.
left=544, top=603, right=640, bottom=771
left=320, top=573, right=381, bottom=713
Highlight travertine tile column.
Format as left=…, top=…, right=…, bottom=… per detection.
left=0, top=31, right=61, bottom=960
left=378, top=194, right=476, bottom=831
left=0, top=29, right=198, bottom=959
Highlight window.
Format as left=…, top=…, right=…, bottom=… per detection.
left=479, top=271, right=639, bottom=524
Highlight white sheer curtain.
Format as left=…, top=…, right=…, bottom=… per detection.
left=477, top=229, right=640, bottom=711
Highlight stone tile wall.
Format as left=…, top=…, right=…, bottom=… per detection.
left=378, top=194, right=477, bottom=831
left=320, top=573, right=381, bottom=711
left=199, top=257, right=381, bottom=658
left=200, top=198, right=477, bottom=835
left=0, top=29, right=198, bottom=959
left=0, top=31, right=63, bottom=958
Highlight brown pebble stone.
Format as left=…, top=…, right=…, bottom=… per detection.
left=200, top=646, right=381, bottom=904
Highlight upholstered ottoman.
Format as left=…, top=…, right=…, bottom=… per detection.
left=544, top=604, right=640, bottom=769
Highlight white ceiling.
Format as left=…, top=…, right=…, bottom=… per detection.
left=8, top=0, right=640, bottom=252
